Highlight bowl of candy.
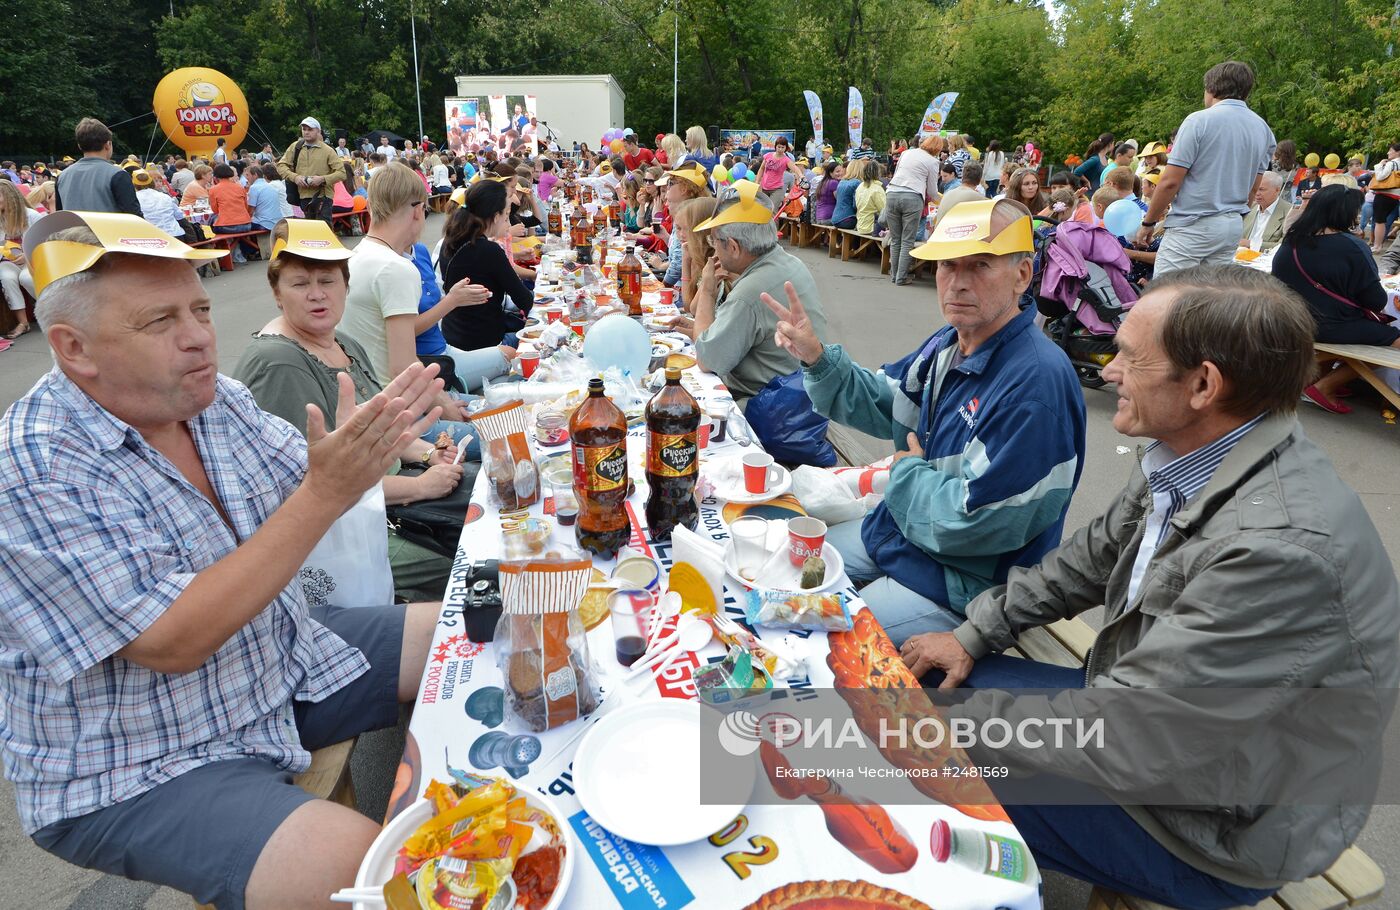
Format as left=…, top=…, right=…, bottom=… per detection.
left=352, top=775, right=573, bottom=910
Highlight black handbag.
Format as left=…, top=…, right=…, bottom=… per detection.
left=386, top=461, right=480, bottom=558
left=283, top=141, right=306, bottom=204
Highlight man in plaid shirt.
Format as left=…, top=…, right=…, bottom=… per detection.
left=0, top=213, right=446, bottom=909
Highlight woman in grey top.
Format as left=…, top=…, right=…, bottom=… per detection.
left=233, top=221, right=467, bottom=602
left=884, top=134, right=946, bottom=285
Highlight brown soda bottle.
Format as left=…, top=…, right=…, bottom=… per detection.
left=618, top=244, right=643, bottom=317
left=571, top=212, right=593, bottom=265
left=547, top=202, right=563, bottom=236
left=644, top=368, right=700, bottom=539
left=571, top=377, right=630, bottom=557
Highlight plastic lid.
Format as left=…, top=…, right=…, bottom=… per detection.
left=665, top=367, right=682, bottom=382
left=588, top=376, right=605, bottom=392
left=929, top=819, right=952, bottom=862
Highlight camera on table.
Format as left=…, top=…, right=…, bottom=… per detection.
left=462, top=559, right=503, bottom=641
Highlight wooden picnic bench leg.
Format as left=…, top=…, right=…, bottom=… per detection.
left=828, top=228, right=840, bottom=258
left=881, top=243, right=891, bottom=275
left=841, top=233, right=853, bottom=261
left=1344, top=356, right=1400, bottom=411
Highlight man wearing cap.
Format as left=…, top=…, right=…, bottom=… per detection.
left=764, top=199, right=1085, bottom=646
left=1, top=211, right=446, bottom=908
left=277, top=116, right=345, bottom=224
left=131, top=169, right=184, bottom=237
left=53, top=118, right=141, bottom=216
left=677, top=182, right=828, bottom=404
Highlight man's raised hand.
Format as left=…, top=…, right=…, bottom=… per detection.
left=304, top=364, right=444, bottom=506
left=760, top=280, right=823, bottom=366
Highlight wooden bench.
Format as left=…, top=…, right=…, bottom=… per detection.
left=191, top=228, right=270, bottom=272
left=332, top=209, right=371, bottom=235
left=1008, top=619, right=1387, bottom=910
left=1314, top=342, right=1400, bottom=411
left=836, top=228, right=882, bottom=262
left=428, top=192, right=453, bottom=214
left=193, top=738, right=358, bottom=909
left=777, top=214, right=804, bottom=246
left=879, top=244, right=932, bottom=280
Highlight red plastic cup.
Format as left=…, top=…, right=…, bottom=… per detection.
left=519, top=349, right=540, bottom=379
left=544, top=307, right=564, bottom=324
left=659, top=288, right=676, bottom=307
left=787, top=516, right=828, bottom=567
left=697, top=416, right=712, bottom=450
left=742, top=453, right=781, bottom=495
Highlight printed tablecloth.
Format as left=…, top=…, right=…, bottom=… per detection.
left=386, top=286, right=1043, bottom=910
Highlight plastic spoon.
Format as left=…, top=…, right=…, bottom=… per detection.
left=647, top=619, right=714, bottom=678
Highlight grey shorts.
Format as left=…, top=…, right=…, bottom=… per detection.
left=31, top=604, right=406, bottom=910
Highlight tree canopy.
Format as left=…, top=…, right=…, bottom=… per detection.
left=3, top=0, right=1398, bottom=164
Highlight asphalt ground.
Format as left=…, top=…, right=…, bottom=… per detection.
left=0, top=216, right=1396, bottom=908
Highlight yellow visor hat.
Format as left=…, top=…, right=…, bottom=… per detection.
left=23, top=211, right=225, bottom=296
left=910, top=200, right=1034, bottom=261
left=694, top=180, right=773, bottom=232
left=271, top=218, right=353, bottom=261
left=655, top=163, right=708, bottom=188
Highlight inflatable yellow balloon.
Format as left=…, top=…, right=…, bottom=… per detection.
left=1304, top=152, right=1320, bottom=168
left=153, top=68, right=249, bottom=157
left=1324, top=153, right=1341, bottom=169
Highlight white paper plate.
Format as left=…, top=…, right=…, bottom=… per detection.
left=708, top=461, right=792, bottom=504
left=573, top=700, right=754, bottom=846
left=352, top=783, right=575, bottom=910
left=723, top=537, right=845, bottom=593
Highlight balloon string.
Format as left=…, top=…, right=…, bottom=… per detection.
left=107, top=110, right=156, bottom=130
left=247, top=114, right=283, bottom=156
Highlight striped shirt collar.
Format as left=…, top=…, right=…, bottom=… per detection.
left=1142, top=414, right=1266, bottom=510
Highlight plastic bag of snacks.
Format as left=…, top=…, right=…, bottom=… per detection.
left=495, top=557, right=601, bottom=732
left=470, top=399, right=540, bottom=512
left=745, top=588, right=853, bottom=632
left=396, top=774, right=567, bottom=910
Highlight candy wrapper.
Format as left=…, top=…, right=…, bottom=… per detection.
left=694, top=645, right=774, bottom=703
left=471, top=399, right=540, bottom=512
left=745, top=589, right=853, bottom=632
left=495, top=557, right=601, bottom=732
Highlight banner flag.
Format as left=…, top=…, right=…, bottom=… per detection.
left=918, top=92, right=959, bottom=137
left=803, top=90, right=824, bottom=148
left=847, top=86, right=863, bottom=149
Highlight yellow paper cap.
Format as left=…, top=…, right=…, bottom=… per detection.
left=1137, top=141, right=1168, bottom=158
left=911, top=200, right=1033, bottom=261
left=23, top=211, right=224, bottom=296
left=450, top=187, right=467, bottom=207
left=271, top=218, right=352, bottom=262
left=694, top=181, right=773, bottom=232
left=655, top=164, right=708, bottom=188
left=131, top=169, right=154, bottom=188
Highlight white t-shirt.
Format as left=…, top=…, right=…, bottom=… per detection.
left=341, top=239, right=422, bottom=384
left=377, top=144, right=397, bottom=160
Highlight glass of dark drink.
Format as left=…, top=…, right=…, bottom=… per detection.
left=608, top=589, right=654, bottom=667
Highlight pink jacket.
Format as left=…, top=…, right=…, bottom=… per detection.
left=1040, top=221, right=1137, bottom=333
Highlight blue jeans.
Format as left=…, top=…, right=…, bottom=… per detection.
left=1360, top=200, right=1375, bottom=236
left=927, top=655, right=1278, bottom=910
left=829, top=519, right=964, bottom=646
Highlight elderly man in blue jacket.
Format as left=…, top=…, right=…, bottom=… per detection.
left=763, top=199, right=1086, bottom=646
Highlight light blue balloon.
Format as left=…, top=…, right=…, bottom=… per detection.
left=1103, top=198, right=1145, bottom=238
left=583, top=314, right=652, bottom=377
left=731, top=162, right=748, bottom=180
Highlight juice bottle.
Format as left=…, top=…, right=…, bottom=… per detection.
left=644, top=367, right=699, bottom=538
left=570, top=377, right=630, bottom=558
left=618, top=245, right=643, bottom=317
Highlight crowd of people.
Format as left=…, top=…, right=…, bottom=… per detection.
left=0, top=56, right=1397, bottom=910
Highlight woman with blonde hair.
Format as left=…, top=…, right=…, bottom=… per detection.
left=429, top=154, right=452, bottom=194
left=672, top=196, right=719, bottom=311
left=340, top=162, right=466, bottom=430
left=181, top=164, right=214, bottom=206
left=647, top=164, right=711, bottom=290
left=683, top=125, right=718, bottom=171
left=24, top=180, right=57, bottom=213
left=946, top=134, right=971, bottom=179
left=0, top=181, right=40, bottom=339
left=658, top=134, right=686, bottom=168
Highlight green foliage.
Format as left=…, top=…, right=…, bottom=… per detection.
left=4, top=0, right=1400, bottom=163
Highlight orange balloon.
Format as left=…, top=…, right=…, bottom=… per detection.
left=153, top=67, right=250, bottom=157
left=352, top=195, right=367, bottom=212
left=609, top=138, right=624, bottom=153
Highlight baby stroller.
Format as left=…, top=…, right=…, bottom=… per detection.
left=1029, top=220, right=1138, bottom=388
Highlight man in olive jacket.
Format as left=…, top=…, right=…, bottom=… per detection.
left=904, top=264, right=1399, bottom=908
left=276, top=116, right=344, bottom=224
